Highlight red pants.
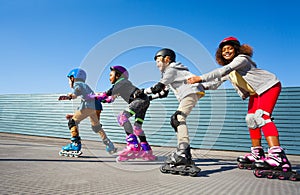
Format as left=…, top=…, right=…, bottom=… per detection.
left=248, top=82, right=281, bottom=139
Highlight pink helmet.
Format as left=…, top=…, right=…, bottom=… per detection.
left=110, top=65, right=129, bottom=79
left=219, top=36, right=241, bottom=48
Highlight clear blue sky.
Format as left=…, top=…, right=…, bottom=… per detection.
left=1, top=0, right=299, bottom=94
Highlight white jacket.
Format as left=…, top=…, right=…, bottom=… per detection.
left=160, top=62, right=205, bottom=101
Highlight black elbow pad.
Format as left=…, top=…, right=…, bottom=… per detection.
left=151, top=82, right=165, bottom=94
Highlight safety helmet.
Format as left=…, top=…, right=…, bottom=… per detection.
left=219, top=36, right=241, bottom=48
left=154, top=48, right=176, bottom=62
left=67, top=68, right=87, bottom=82
left=110, top=65, right=129, bottom=79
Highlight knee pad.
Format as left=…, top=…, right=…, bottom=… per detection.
left=68, top=119, right=77, bottom=129
left=254, top=109, right=272, bottom=127
left=170, top=111, right=187, bottom=132
left=245, top=113, right=256, bottom=129
left=133, top=125, right=144, bottom=136
left=91, top=124, right=103, bottom=133
left=117, top=111, right=130, bottom=126
left=246, top=109, right=272, bottom=129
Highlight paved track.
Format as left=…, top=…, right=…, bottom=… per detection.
left=0, top=133, right=299, bottom=195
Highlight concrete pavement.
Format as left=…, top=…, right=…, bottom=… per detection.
left=0, top=133, right=299, bottom=195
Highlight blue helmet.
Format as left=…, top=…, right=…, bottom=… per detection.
left=67, top=68, right=87, bottom=82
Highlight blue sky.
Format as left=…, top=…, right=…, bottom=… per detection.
left=0, top=0, right=299, bottom=94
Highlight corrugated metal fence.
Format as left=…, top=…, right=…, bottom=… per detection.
left=0, top=87, right=299, bottom=154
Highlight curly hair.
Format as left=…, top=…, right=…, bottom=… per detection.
left=215, top=44, right=253, bottom=66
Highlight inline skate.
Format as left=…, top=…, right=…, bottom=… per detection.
left=103, top=138, right=117, bottom=154
left=237, top=146, right=265, bottom=170
left=138, top=142, right=157, bottom=161
left=253, top=146, right=300, bottom=181
left=59, top=136, right=82, bottom=157
left=116, top=134, right=140, bottom=162
left=160, top=143, right=201, bottom=177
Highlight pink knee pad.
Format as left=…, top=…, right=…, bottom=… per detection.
left=117, top=112, right=129, bottom=126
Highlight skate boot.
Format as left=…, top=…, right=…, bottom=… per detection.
left=160, top=143, right=201, bottom=177
left=116, top=134, right=140, bottom=162
left=237, top=146, right=265, bottom=170
left=253, top=146, right=299, bottom=181
left=138, top=142, right=157, bottom=161
left=59, top=136, right=82, bottom=157
left=103, top=138, right=117, bottom=154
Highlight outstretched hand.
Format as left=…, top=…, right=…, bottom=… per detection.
left=187, top=76, right=202, bottom=84
left=65, top=114, right=74, bottom=120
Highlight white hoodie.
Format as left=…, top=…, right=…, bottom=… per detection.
left=160, top=62, right=205, bottom=101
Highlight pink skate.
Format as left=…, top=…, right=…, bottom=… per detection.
left=237, top=146, right=265, bottom=169
left=116, top=134, right=140, bottom=162
left=138, top=142, right=157, bottom=161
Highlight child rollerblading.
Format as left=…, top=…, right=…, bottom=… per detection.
left=59, top=68, right=117, bottom=157
left=187, top=37, right=299, bottom=180
left=90, top=66, right=156, bottom=162
left=144, top=48, right=204, bottom=176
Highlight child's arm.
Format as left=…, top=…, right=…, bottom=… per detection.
left=87, top=92, right=115, bottom=103
left=65, top=113, right=74, bottom=120
left=144, top=82, right=167, bottom=95
left=188, top=56, right=249, bottom=84
left=187, top=76, right=202, bottom=84
left=148, top=88, right=169, bottom=100
left=135, top=86, right=169, bottom=101
left=99, top=92, right=115, bottom=103
left=188, top=76, right=227, bottom=90
left=68, top=93, right=77, bottom=99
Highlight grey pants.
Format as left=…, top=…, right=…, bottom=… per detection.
left=177, top=93, right=202, bottom=144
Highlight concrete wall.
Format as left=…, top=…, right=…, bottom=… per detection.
left=0, top=87, right=299, bottom=154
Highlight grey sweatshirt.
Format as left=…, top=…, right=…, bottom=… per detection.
left=160, top=62, right=205, bottom=101
left=201, top=54, right=279, bottom=99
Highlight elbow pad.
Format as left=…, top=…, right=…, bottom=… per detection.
left=96, top=92, right=108, bottom=100
left=159, top=89, right=169, bottom=98
left=103, top=96, right=114, bottom=103
left=151, top=82, right=165, bottom=94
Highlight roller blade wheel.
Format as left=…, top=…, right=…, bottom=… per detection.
left=160, top=164, right=172, bottom=174
left=239, top=162, right=255, bottom=170
left=59, top=150, right=82, bottom=158
left=289, top=172, right=300, bottom=181
left=253, top=168, right=300, bottom=181
left=159, top=164, right=201, bottom=177
left=116, top=154, right=137, bottom=162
